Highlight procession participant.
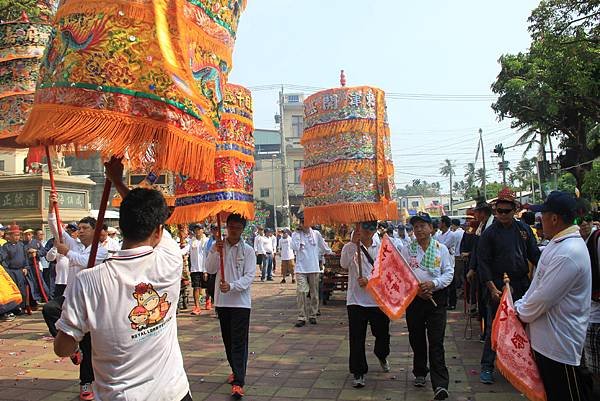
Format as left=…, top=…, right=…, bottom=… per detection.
left=387, top=226, right=404, bottom=252
left=341, top=221, right=391, bottom=388
left=291, top=213, right=333, bottom=327
left=437, top=216, right=460, bottom=310
left=397, top=223, right=411, bottom=248
left=260, top=228, right=276, bottom=281
left=278, top=229, right=295, bottom=284
left=99, top=224, right=121, bottom=253
left=516, top=191, right=592, bottom=401
left=54, top=157, right=191, bottom=401
left=204, top=224, right=219, bottom=312
left=477, top=188, right=540, bottom=385
left=20, top=228, right=50, bottom=309
left=45, top=193, right=109, bottom=401
left=253, top=227, right=266, bottom=276
left=0, top=224, right=29, bottom=316
left=0, top=224, right=7, bottom=246
left=401, top=213, right=454, bottom=401
left=181, top=224, right=209, bottom=315
left=206, top=213, right=256, bottom=399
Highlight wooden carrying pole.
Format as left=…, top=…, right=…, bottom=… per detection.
left=87, top=179, right=112, bottom=268
left=217, top=214, right=225, bottom=282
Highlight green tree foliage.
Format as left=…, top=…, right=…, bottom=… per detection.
left=491, top=0, right=600, bottom=190
left=396, top=179, right=442, bottom=197
left=581, top=160, right=600, bottom=201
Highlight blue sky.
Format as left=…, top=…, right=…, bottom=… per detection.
left=229, top=0, right=541, bottom=192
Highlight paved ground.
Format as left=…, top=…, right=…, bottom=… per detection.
left=0, top=275, right=525, bottom=401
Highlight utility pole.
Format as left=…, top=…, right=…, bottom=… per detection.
left=279, top=86, right=291, bottom=227
left=271, top=155, right=278, bottom=232
left=479, top=128, right=487, bottom=200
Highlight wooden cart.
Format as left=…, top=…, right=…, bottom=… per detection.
left=321, top=254, right=348, bottom=304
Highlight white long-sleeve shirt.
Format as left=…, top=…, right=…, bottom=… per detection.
left=206, top=240, right=256, bottom=308
left=340, top=241, right=380, bottom=307
left=48, top=212, right=108, bottom=288
left=515, top=229, right=591, bottom=366
left=291, top=229, right=332, bottom=274
left=253, top=234, right=265, bottom=254
left=278, top=237, right=294, bottom=261
left=260, top=235, right=276, bottom=254
left=437, top=229, right=459, bottom=267
left=400, top=239, right=454, bottom=291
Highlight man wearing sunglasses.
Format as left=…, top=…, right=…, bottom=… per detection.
left=476, top=187, right=540, bottom=385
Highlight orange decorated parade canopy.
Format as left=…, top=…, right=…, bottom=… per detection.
left=301, top=78, right=398, bottom=226
left=167, top=83, right=254, bottom=224
left=15, top=0, right=247, bottom=181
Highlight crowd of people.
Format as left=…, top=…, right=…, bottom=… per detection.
left=1, top=171, right=600, bottom=400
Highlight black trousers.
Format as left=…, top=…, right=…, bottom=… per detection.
left=217, top=307, right=250, bottom=386
left=535, top=351, right=591, bottom=401
left=406, top=289, right=449, bottom=390
left=206, top=273, right=216, bottom=302
left=42, top=286, right=94, bottom=385
left=347, top=305, right=390, bottom=376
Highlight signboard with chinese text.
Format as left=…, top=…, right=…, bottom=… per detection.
left=43, top=190, right=86, bottom=210
left=0, top=191, right=39, bottom=209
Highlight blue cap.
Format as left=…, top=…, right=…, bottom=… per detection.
left=528, top=191, right=576, bottom=215
left=409, top=212, right=432, bottom=225
left=66, top=223, right=78, bottom=231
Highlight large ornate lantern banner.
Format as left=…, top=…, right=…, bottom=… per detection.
left=167, top=83, right=254, bottom=224
left=301, top=85, right=398, bottom=226
left=16, top=0, right=246, bottom=181
left=0, top=16, right=54, bottom=141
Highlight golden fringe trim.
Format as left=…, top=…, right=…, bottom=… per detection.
left=167, top=200, right=255, bottom=224
left=301, top=119, right=389, bottom=144
left=215, top=150, right=255, bottom=165
left=301, top=159, right=393, bottom=183
left=304, top=201, right=399, bottom=226
left=17, top=104, right=218, bottom=181
left=495, top=358, right=547, bottom=401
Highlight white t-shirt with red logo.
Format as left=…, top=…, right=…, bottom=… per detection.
left=56, top=230, right=189, bottom=401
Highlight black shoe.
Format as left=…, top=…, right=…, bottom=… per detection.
left=446, top=305, right=456, bottom=311
left=280, top=279, right=286, bottom=283
left=433, top=387, right=449, bottom=400
left=295, top=320, right=306, bottom=327
left=309, top=318, right=317, bottom=325
left=291, top=279, right=296, bottom=283
left=267, top=277, right=274, bottom=281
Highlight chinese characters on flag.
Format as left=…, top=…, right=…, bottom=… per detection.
left=366, top=235, right=419, bottom=320
left=492, top=285, right=547, bottom=401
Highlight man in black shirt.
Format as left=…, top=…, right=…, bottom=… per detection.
left=477, top=187, right=540, bottom=385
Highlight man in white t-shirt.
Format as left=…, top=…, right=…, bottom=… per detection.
left=437, top=216, right=460, bottom=310
left=206, top=213, right=256, bottom=400
left=53, top=158, right=191, bottom=401
left=278, top=229, right=295, bottom=284
left=181, top=224, right=209, bottom=315
left=291, top=213, right=333, bottom=327
left=100, top=224, right=121, bottom=254
left=341, top=221, right=391, bottom=389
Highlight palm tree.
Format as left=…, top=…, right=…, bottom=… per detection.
left=464, top=163, right=476, bottom=191
left=475, top=168, right=489, bottom=188
left=439, top=159, right=455, bottom=213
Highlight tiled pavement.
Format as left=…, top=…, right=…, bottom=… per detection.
left=0, top=277, right=524, bottom=401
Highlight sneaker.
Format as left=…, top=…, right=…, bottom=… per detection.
left=80, top=383, right=94, bottom=400
left=191, top=307, right=201, bottom=315
left=227, top=373, right=235, bottom=384
left=291, top=279, right=296, bottom=284
left=231, top=384, right=244, bottom=399
left=433, top=387, right=449, bottom=400
left=378, top=358, right=391, bottom=372
left=205, top=299, right=212, bottom=310
left=352, top=374, right=365, bottom=388
left=267, top=277, right=274, bottom=281
left=413, top=376, right=426, bottom=387
left=294, top=320, right=305, bottom=327
left=479, top=334, right=486, bottom=343
left=309, top=318, right=317, bottom=325
left=280, top=279, right=286, bottom=284
left=0, top=313, right=16, bottom=321
left=446, top=305, right=456, bottom=311
left=260, top=278, right=265, bottom=282
left=70, top=349, right=83, bottom=365
left=480, top=370, right=494, bottom=384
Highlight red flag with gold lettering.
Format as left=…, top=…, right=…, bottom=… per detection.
left=491, top=285, right=547, bottom=401
left=366, top=235, right=419, bottom=320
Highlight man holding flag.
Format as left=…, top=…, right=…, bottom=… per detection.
left=515, top=191, right=592, bottom=401
left=401, top=212, right=454, bottom=400
left=340, top=221, right=391, bottom=389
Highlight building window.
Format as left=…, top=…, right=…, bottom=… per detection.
left=411, top=201, right=419, bottom=208
left=291, top=115, right=303, bottom=137
left=0, top=160, right=4, bottom=171
left=287, top=95, right=299, bottom=103
left=260, top=188, right=270, bottom=198
left=293, top=160, right=303, bottom=183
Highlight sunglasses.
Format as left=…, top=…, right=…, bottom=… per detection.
left=496, top=208, right=514, bottom=215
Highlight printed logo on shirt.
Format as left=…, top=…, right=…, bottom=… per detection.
left=128, top=283, right=171, bottom=332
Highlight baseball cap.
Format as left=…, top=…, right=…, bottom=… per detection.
left=409, top=212, right=432, bottom=225
left=66, top=223, right=78, bottom=231
left=0, top=224, right=6, bottom=231
left=23, top=228, right=34, bottom=234
left=528, top=191, right=576, bottom=215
